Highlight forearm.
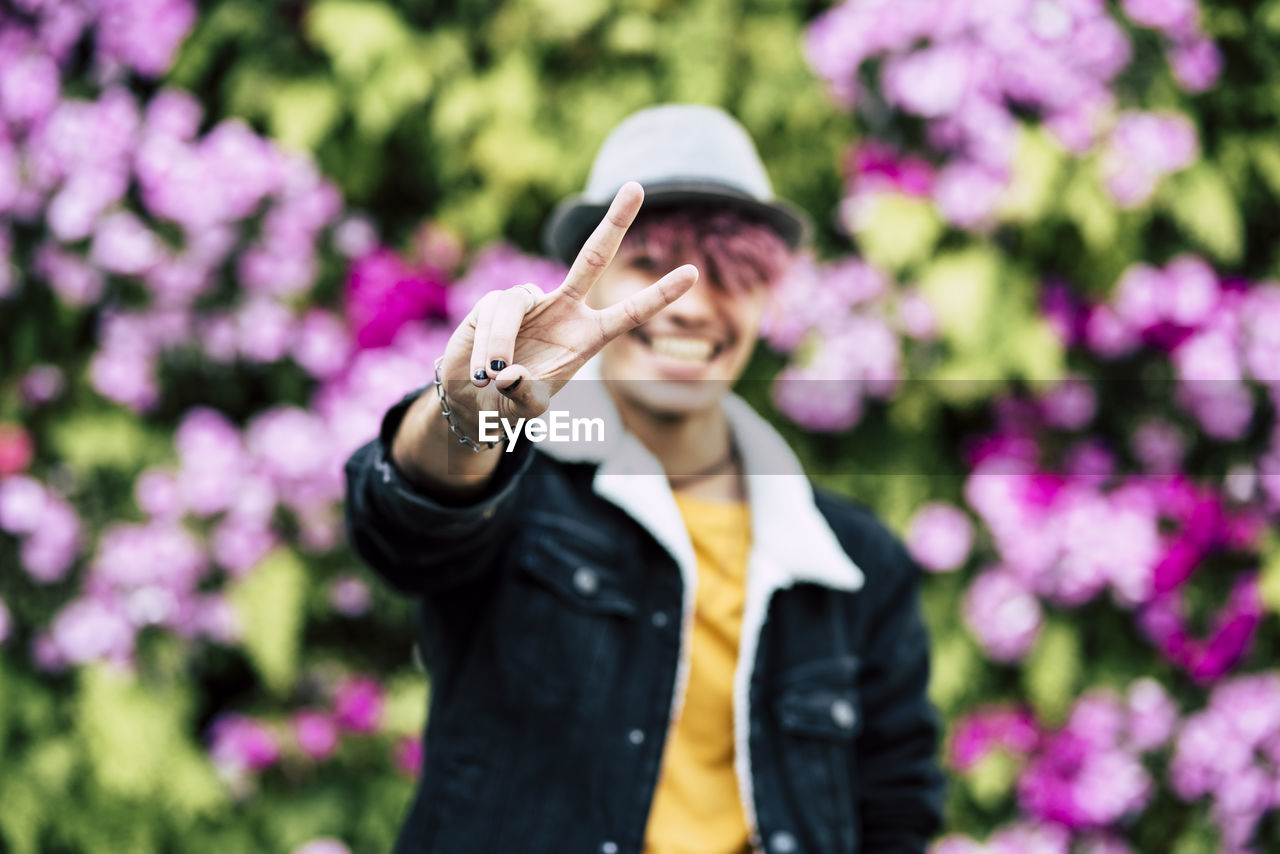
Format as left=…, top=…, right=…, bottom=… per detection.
left=390, top=386, right=503, bottom=505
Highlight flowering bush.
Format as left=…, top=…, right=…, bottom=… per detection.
left=3, top=0, right=1280, bottom=851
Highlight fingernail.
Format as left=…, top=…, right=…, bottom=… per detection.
left=473, top=369, right=487, bottom=381
left=500, top=376, right=522, bottom=394
left=490, top=359, right=507, bottom=372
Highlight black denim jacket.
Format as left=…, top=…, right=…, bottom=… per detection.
left=344, top=389, right=945, bottom=854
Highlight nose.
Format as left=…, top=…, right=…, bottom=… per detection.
left=664, top=276, right=718, bottom=327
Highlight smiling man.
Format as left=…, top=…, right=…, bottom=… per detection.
left=344, top=105, right=945, bottom=854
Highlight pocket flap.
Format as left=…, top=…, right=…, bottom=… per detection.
left=517, top=522, right=637, bottom=618
left=774, top=656, right=861, bottom=741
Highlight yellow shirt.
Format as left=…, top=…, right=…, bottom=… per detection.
left=643, top=493, right=753, bottom=854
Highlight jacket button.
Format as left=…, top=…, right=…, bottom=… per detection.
left=627, top=728, right=645, bottom=745
left=600, top=842, right=618, bottom=854
left=769, top=831, right=797, bottom=853
left=650, top=611, right=669, bottom=628
left=831, top=698, right=857, bottom=730
left=573, top=567, right=599, bottom=597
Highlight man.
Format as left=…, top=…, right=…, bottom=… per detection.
left=345, top=104, right=945, bottom=854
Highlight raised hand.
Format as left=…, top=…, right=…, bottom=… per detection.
left=440, top=181, right=699, bottom=425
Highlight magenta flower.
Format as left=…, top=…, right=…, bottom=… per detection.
left=334, top=677, right=385, bottom=734
left=209, top=714, right=280, bottom=773
left=292, top=710, right=340, bottom=761
left=394, top=736, right=423, bottom=778
left=0, top=424, right=33, bottom=476
left=344, top=248, right=447, bottom=350
left=906, top=502, right=973, bottom=572
left=1170, top=37, right=1222, bottom=93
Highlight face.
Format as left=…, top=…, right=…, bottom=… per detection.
left=588, top=257, right=773, bottom=418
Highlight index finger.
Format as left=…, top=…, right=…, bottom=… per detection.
left=558, top=181, right=644, bottom=302
left=597, top=264, right=699, bottom=341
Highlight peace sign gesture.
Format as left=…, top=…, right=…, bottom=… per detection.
left=440, top=181, right=699, bottom=425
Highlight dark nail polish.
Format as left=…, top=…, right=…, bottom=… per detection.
left=473, top=369, right=487, bottom=381
left=490, top=359, right=507, bottom=373
left=501, top=376, right=522, bottom=394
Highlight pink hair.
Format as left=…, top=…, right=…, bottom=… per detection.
left=615, top=207, right=792, bottom=294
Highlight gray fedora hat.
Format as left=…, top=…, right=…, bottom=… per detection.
left=542, top=104, right=812, bottom=264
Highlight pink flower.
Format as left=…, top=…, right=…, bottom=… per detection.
left=907, top=502, right=973, bottom=572
left=292, top=839, right=351, bottom=854
left=963, top=568, right=1042, bottom=662
left=329, top=576, right=372, bottom=617
left=96, top=0, right=197, bottom=77
left=1125, top=677, right=1178, bottom=752
left=394, top=736, right=423, bottom=778
left=933, top=161, right=1006, bottom=228
left=0, top=424, right=34, bottom=476
left=19, top=365, right=65, bottom=405
left=49, top=597, right=135, bottom=665
left=1170, top=37, right=1222, bottom=93
left=344, top=249, right=447, bottom=349
left=292, top=710, right=340, bottom=761
left=1121, top=0, right=1199, bottom=39
left=334, top=677, right=384, bottom=734
left=209, top=714, right=280, bottom=772
left=292, top=310, right=353, bottom=380
left=1039, top=376, right=1097, bottom=430
left=1101, top=112, right=1198, bottom=207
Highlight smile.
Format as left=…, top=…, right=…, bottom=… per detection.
left=631, top=330, right=725, bottom=364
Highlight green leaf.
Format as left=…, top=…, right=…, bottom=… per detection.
left=851, top=193, right=943, bottom=274
left=382, top=675, right=430, bottom=737
left=1160, top=164, right=1243, bottom=264
left=74, top=665, right=225, bottom=815
left=306, top=1, right=414, bottom=81
left=227, top=548, right=307, bottom=695
left=1021, top=617, right=1081, bottom=725
left=48, top=410, right=168, bottom=475
left=268, top=79, right=343, bottom=152
left=965, top=749, right=1019, bottom=810
left=1062, top=168, right=1119, bottom=251
left=998, top=126, right=1065, bottom=224
left=918, top=247, right=1001, bottom=356
left=929, top=632, right=980, bottom=713
left=1259, top=533, right=1280, bottom=613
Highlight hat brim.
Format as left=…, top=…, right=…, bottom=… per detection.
left=542, top=180, right=812, bottom=266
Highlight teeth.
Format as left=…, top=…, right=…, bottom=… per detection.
left=649, top=336, right=715, bottom=362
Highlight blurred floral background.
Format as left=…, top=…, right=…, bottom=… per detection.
left=3, top=0, right=1280, bottom=851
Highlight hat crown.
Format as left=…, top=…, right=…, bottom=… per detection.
left=582, top=104, right=775, bottom=203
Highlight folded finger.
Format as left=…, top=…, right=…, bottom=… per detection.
left=469, top=292, right=500, bottom=386
left=484, top=285, right=539, bottom=376
left=493, top=364, right=550, bottom=417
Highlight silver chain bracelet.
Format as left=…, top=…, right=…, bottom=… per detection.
left=434, top=356, right=500, bottom=453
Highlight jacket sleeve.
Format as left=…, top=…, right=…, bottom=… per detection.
left=856, top=541, right=947, bottom=852
left=343, top=386, right=536, bottom=596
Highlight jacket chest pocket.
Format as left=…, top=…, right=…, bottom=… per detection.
left=495, top=518, right=638, bottom=711
left=772, top=656, right=862, bottom=852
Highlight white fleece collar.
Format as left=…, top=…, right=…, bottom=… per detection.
left=536, top=362, right=866, bottom=597
left=535, top=360, right=864, bottom=850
